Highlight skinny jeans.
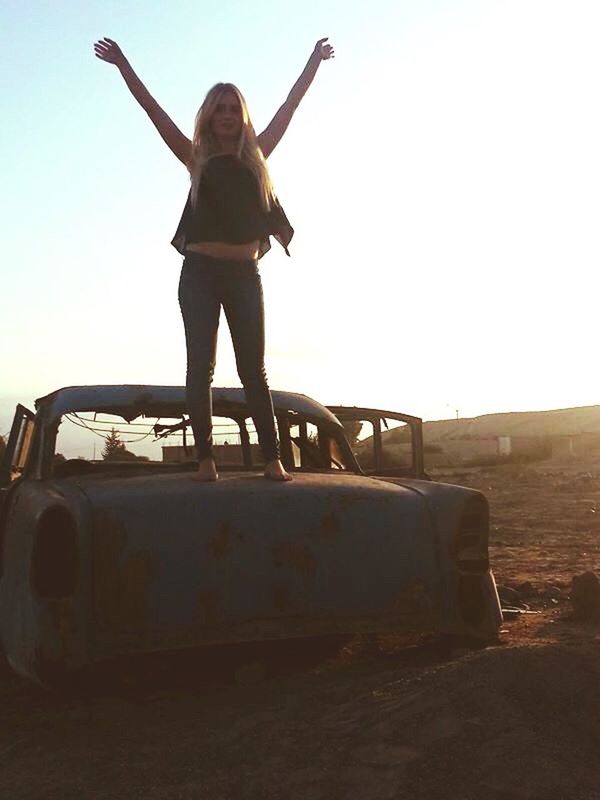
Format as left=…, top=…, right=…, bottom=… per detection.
left=178, top=251, right=279, bottom=462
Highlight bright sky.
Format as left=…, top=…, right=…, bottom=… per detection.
left=2, top=0, right=600, bottom=441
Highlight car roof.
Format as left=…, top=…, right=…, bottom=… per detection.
left=35, top=385, right=343, bottom=428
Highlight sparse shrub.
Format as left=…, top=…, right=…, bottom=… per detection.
left=464, top=440, right=552, bottom=468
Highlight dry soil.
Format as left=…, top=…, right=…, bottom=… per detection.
left=2, top=462, right=600, bottom=800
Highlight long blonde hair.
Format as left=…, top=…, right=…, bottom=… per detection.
left=189, top=83, right=276, bottom=211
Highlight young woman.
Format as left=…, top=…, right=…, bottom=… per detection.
left=94, top=36, right=334, bottom=481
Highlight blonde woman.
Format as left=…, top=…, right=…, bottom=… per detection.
left=94, top=36, right=334, bottom=481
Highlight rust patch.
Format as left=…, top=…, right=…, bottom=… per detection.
left=35, top=600, right=79, bottom=672
left=33, top=648, right=71, bottom=687
left=207, top=523, right=232, bottom=560
left=120, top=553, right=153, bottom=630
left=197, top=590, right=221, bottom=625
left=93, top=516, right=126, bottom=631
left=47, top=599, right=75, bottom=638
left=320, top=512, right=340, bottom=540
left=386, top=582, right=433, bottom=614
left=338, top=493, right=363, bottom=509
left=92, top=512, right=153, bottom=632
left=272, top=542, right=316, bottom=577
left=44, top=600, right=78, bottom=665
left=272, top=586, right=290, bottom=612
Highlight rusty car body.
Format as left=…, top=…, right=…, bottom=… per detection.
left=0, top=386, right=502, bottom=684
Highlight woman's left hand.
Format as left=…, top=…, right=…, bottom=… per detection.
left=314, top=38, right=335, bottom=60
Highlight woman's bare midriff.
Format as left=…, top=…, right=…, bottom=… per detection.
left=186, top=241, right=260, bottom=261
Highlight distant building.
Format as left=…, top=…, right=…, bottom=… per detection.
left=497, top=436, right=511, bottom=456
left=162, top=443, right=263, bottom=466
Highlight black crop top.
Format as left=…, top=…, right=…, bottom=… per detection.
left=171, top=154, right=294, bottom=259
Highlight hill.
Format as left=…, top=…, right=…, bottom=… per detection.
left=423, top=404, right=600, bottom=441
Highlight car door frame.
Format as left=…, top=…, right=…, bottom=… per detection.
left=0, top=403, right=37, bottom=532
left=0, top=404, right=36, bottom=488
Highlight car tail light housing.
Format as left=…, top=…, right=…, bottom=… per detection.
left=456, top=494, right=490, bottom=575
left=456, top=495, right=490, bottom=626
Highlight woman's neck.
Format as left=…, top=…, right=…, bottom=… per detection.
left=215, top=138, right=239, bottom=155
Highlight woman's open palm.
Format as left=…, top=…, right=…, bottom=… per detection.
left=94, top=38, right=126, bottom=67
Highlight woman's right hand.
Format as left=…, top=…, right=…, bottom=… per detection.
left=93, top=37, right=127, bottom=68
left=93, top=36, right=192, bottom=165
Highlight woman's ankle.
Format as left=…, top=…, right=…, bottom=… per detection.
left=193, top=456, right=218, bottom=482
left=264, top=459, right=292, bottom=482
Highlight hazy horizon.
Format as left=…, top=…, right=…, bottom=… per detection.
left=3, top=388, right=599, bottom=442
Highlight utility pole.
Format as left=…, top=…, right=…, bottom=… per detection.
left=446, top=403, right=460, bottom=421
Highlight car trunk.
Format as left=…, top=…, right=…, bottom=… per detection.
left=75, top=471, right=440, bottom=658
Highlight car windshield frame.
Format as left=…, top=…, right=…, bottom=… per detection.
left=33, top=386, right=360, bottom=479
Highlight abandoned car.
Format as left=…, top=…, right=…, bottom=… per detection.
left=0, top=385, right=502, bottom=684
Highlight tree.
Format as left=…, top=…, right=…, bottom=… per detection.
left=102, top=428, right=137, bottom=461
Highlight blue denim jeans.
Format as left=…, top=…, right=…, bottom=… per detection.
left=178, top=252, right=279, bottom=462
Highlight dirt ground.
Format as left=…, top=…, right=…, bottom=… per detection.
left=2, top=462, right=600, bottom=800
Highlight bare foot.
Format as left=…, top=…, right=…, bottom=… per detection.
left=264, top=459, right=293, bottom=482
left=192, top=457, right=218, bottom=482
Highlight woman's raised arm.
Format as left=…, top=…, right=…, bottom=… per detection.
left=94, top=38, right=192, bottom=167
left=257, top=38, right=335, bottom=159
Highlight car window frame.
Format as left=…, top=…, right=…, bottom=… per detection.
left=326, top=406, right=425, bottom=479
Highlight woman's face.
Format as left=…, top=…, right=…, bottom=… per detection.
left=210, top=90, right=243, bottom=140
